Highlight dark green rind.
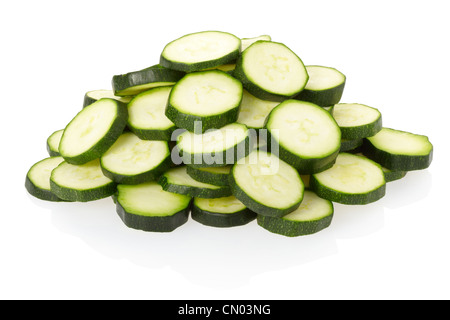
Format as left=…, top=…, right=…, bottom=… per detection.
left=233, top=41, right=308, bottom=102
left=112, top=65, right=185, bottom=96
left=228, top=169, right=303, bottom=218
left=178, top=134, right=254, bottom=168
left=191, top=205, right=256, bottom=228
left=100, top=155, right=172, bottom=185
left=383, top=169, right=407, bottom=182
left=128, top=125, right=176, bottom=141
left=186, top=166, right=231, bottom=187
left=339, top=115, right=383, bottom=140
left=82, top=92, right=133, bottom=109
left=115, top=201, right=190, bottom=232
left=257, top=212, right=333, bottom=237
left=160, top=50, right=239, bottom=73
left=61, top=99, right=129, bottom=165
left=294, top=81, right=345, bottom=108
left=362, top=138, right=433, bottom=171
left=25, top=176, right=65, bottom=202
left=340, top=138, right=363, bottom=152
left=50, top=179, right=117, bottom=202
left=266, top=131, right=340, bottom=174
left=309, top=175, right=386, bottom=205
left=158, top=175, right=232, bottom=199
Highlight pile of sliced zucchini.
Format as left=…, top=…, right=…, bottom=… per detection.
left=25, top=30, right=433, bottom=237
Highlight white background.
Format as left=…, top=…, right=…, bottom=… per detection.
left=1, top=0, right=449, bottom=300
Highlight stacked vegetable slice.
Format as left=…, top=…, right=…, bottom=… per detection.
left=25, top=30, right=433, bottom=237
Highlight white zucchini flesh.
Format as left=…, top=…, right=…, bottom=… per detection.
left=313, top=153, right=385, bottom=194
left=367, top=128, right=433, bottom=156
left=332, top=103, right=381, bottom=127
left=237, top=90, right=279, bottom=128
left=233, top=151, right=304, bottom=209
left=194, top=196, right=247, bottom=214
left=163, top=166, right=222, bottom=190
left=304, top=66, right=346, bottom=91
left=177, top=123, right=248, bottom=154
left=85, top=89, right=132, bottom=104
left=282, top=190, right=332, bottom=222
left=28, top=157, right=65, bottom=190
left=100, top=132, right=169, bottom=175
left=240, top=35, right=271, bottom=51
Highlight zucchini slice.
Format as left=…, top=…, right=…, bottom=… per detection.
left=295, top=65, right=346, bottom=107
left=160, top=31, right=241, bottom=72
left=46, top=129, right=64, bottom=157
left=186, top=165, right=232, bottom=187
left=332, top=103, right=382, bottom=140
left=127, top=86, right=176, bottom=141
left=241, top=35, right=271, bottom=52
left=265, top=100, right=341, bottom=174
left=112, top=65, right=184, bottom=97
left=310, top=153, right=386, bottom=205
left=158, top=166, right=231, bottom=198
left=176, top=123, right=253, bottom=168
left=237, top=90, right=280, bottom=129
left=363, top=127, right=433, bottom=171
left=340, top=138, right=363, bottom=153
left=229, top=150, right=304, bottom=217
left=25, top=156, right=66, bottom=202
left=257, top=190, right=333, bottom=237
left=59, top=98, right=128, bottom=165
left=115, top=182, right=191, bottom=232
left=50, top=159, right=116, bottom=202
left=166, top=70, right=243, bottom=132
left=234, top=40, right=308, bottom=101
left=192, top=196, right=256, bottom=228
left=83, top=89, right=133, bottom=108
left=100, top=132, right=171, bottom=185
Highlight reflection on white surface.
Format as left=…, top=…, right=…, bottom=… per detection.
left=36, top=169, right=432, bottom=289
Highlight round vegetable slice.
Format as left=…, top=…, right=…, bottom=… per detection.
left=295, top=65, right=346, bottom=107
left=363, top=127, right=433, bottom=171
left=25, top=156, right=66, bottom=202
left=257, top=190, right=333, bottom=237
left=160, top=31, right=241, bottom=72
left=234, top=40, right=308, bottom=101
left=166, top=70, right=243, bottom=132
left=332, top=103, right=382, bottom=140
left=237, top=90, right=280, bottom=129
left=83, top=89, right=132, bottom=108
left=59, top=98, right=128, bottom=165
left=127, top=86, right=176, bottom=141
left=186, top=165, right=232, bottom=186
left=229, top=150, right=304, bottom=217
left=192, top=196, right=256, bottom=228
left=115, top=182, right=191, bottom=232
left=46, top=129, right=64, bottom=157
left=50, top=159, right=116, bottom=202
left=310, top=153, right=386, bottom=204
left=100, top=132, right=172, bottom=185
left=265, top=99, right=341, bottom=174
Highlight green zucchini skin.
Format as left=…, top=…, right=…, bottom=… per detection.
left=186, top=165, right=231, bottom=186
left=191, top=205, right=256, bottom=228
left=115, top=201, right=190, bottom=232
left=383, top=168, right=407, bottom=182
left=112, top=65, right=185, bottom=96
left=339, top=116, right=383, bottom=140
left=257, top=213, right=333, bottom=237
left=309, top=175, right=385, bottom=205
left=61, top=100, right=129, bottom=165
left=128, top=126, right=175, bottom=141
left=50, top=179, right=117, bottom=202
left=25, top=175, right=64, bottom=202
left=295, top=81, right=345, bottom=108
left=158, top=175, right=232, bottom=199
left=340, top=138, right=363, bottom=152
left=160, top=50, right=239, bottom=73
left=362, top=138, right=433, bottom=171
left=46, top=129, right=64, bottom=157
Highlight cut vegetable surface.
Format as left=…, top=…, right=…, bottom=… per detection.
left=112, top=64, right=184, bottom=97
left=83, top=89, right=133, bottom=108
left=59, top=98, right=128, bottom=165
left=310, top=152, right=386, bottom=204
left=46, top=129, right=64, bottom=157
left=229, top=150, right=304, bottom=217
left=332, top=103, right=382, bottom=140
left=295, top=65, right=346, bottom=107
left=192, top=196, right=256, bottom=228
left=176, top=122, right=253, bottom=167
left=100, top=132, right=171, bottom=184
left=158, top=166, right=231, bottom=198
left=160, top=31, right=241, bottom=72
left=237, top=90, right=280, bottom=129
left=115, top=182, right=191, bottom=232
left=257, top=190, right=333, bottom=237
left=363, top=127, right=433, bottom=171
left=265, top=100, right=341, bottom=174
left=50, top=159, right=116, bottom=202
left=234, top=40, right=308, bottom=101
left=186, top=165, right=231, bottom=186
left=26, top=156, right=66, bottom=202
left=240, top=35, right=271, bottom=52
left=127, top=86, right=176, bottom=141
left=166, top=70, right=243, bottom=132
